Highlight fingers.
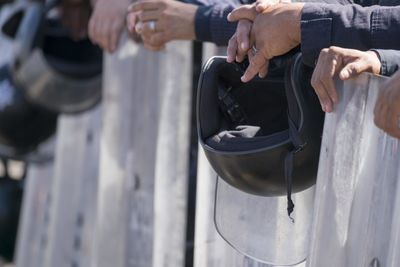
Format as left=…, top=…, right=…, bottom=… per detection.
left=374, top=79, right=400, bottom=138
left=144, top=42, right=165, bottom=52
left=128, top=1, right=163, bottom=12
left=311, top=49, right=339, bottom=112
left=374, top=95, right=390, bottom=131
left=339, top=62, right=364, bottom=80
left=226, top=19, right=252, bottom=63
left=227, top=34, right=238, bottom=63
left=89, top=16, right=124, bottom=53
left=311, top=69, right=334, bottom=113
left=258, top=59, right=269, bottom=78
left=247, top=50, right=268, bottom=78
left=241, top=51, right=268, bottom=82
left=235, top=20, right=252, bottom=62
left=88, top=17, right=101, bottom=45
left=127, top=12, right=138, bottom=32
left=141, top=32, right=167, bottom=49
left=227, top=4, right=257, bottom=22
left=141, top=21, right=164, bottom=35
left=137, top=10, right=162, bottom=22
left=109, top=20, right=124, bottom=52
left=100, top=21, right=111, bottom=52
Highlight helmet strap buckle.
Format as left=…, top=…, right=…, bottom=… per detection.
left=218, top=86, right=247, bottom=125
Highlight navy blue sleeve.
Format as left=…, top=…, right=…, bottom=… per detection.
left=186, top=0, right=253, bottom=45
left=189, top=0, right=354, bottom=46
left=301, top=3, right=400, bottom=66
left=371, top=49, right=400, bottom=76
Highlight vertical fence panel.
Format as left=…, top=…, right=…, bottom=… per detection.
left=307, top=74, right=400, bottom=267
left=15, top=108, right=101, bottom=267
left=14, top=160, right=54, bottom=267
left=43, top=107, right=101, bottom=267
left=92, top=34, right=192, bottom=267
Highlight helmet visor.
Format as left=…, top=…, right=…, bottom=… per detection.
left=214, top=177, right=315, bottom=266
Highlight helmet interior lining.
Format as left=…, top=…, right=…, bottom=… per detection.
left=205, top=76, right=290, bottom=152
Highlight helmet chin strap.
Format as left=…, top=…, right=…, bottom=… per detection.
left=218, top=85, right=247, bottom=126
left=285, top=114, right=306, bottom=223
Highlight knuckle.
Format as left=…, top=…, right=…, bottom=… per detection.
left=320, top=48, right=330, bottom=55
left=329, top=46, right=339, bottom=52
left=311, top=77, right=318, bottom=89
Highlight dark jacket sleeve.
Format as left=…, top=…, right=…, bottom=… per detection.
left=301, top=3, right=400, bottom=66
left=185, top=0, right=253, bottom=46
left=371, top=49, right=400, bottom=76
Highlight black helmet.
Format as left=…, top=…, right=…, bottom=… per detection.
left=197, top=54, right=324, bottom=216
left=1, top=0, right=102, bottom=114
left=0, top=64, right=57, bottom=160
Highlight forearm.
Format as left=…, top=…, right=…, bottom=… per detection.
left=301, top=3, right=400, bottom=66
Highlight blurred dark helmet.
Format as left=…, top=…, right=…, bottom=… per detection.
left=0, top=65, right=57, bottom=159
left=0, top=0, right=103, bottom=159
left=0, top=0, right=14, bottom=8
left=1, top=0, right=102, bottom=114
left=197, top=54, right=324, bottom=216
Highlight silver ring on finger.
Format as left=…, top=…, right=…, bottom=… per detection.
left=252, top=45, right=258, bottom=55
left=149, top=20, right=156, bottom=32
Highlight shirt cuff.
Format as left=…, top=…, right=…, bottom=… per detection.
left=300, top=4, right=332, bottom=67
left=195, top=5, right=214, bottom=44
left=194, top=4, right=236, bottom=46
left=370, top=49, right=400, bottom=76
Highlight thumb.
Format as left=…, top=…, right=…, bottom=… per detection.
left=228, top=5, right=257, bottom=22
left=339, top=61, right=365, bottom=80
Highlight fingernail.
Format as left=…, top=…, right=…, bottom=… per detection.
left=241, top=42, right=247, bottom=51
left=326, top=104, right=332, bottom=113
left=340, top=70, right=350, bottom=80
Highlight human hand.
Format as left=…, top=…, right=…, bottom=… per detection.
left=226, top=0, right=292, bottom=62
left=374, top=71, right=400, bottom=139
left=311, top=46, right=381, bottom=113
left=59, top=0, right=91, bottom=41
left=88, top=0, right=130, bottom=53
left=228, top=3, right=303, bottom=82
left=227, top=19, right=253, bottom=63
left=127, top=0, right=197, bottom=52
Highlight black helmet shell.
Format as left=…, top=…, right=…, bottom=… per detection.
left=197, top=54, right=324, bottom=197
left=0, top=64, right=57, bottom=158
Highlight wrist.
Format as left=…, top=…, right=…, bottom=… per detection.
left=290, top=3, right=304, bottom=44
left=176, top=3, right=197, bottom=40
left=366, top=50, right=382, bottom=75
